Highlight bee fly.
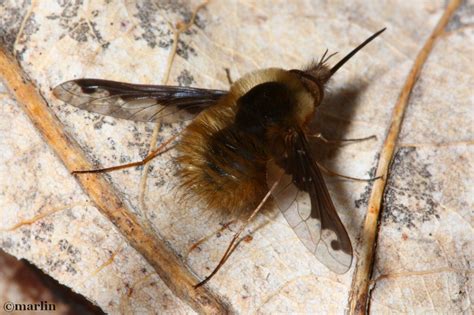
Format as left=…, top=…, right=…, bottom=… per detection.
left=53, top=28, right=386, bottom=286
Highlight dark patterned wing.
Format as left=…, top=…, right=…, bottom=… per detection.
left=53, top=79, right=227, bottom=123
left=266, top=129, right=353, bottom=273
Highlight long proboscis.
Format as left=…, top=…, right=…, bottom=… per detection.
left=329, top=28, right=386, bottom=77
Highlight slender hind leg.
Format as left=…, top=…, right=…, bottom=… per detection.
left=194, top=178, right=281, bottom=288
left=310, top=132, right=377, bottom=144
left=310, top=132, right=381, bottom=181
left=316, top=162, right=382, bottom=182
left=72, top=133, right=179, bottom=174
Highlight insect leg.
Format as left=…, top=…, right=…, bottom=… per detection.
left=224, top=68, right=233, bottom=85
left=194, top=177, right=281, bottom=288
left=316, top=161, right=382, bottom=182
left=309, top=132, right=376, bottom=144
left=72, top=133, right=179, bottom=174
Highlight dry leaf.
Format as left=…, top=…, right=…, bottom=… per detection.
left=0, top=0, right=471, bottom=313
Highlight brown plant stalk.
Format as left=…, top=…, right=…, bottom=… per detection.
left=348, top=0, right=463, bottom=314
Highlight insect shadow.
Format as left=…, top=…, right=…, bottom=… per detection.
left=311, top=79, right=372, bottom=233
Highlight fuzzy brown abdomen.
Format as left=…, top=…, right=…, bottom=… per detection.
left=177, top=117, right=268, bottom=216
left=177, top=69, right=316, bottom=215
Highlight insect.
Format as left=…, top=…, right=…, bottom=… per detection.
left=53, top=28, right=385, bottom=287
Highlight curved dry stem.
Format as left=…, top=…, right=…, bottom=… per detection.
left=347, top=0, right=463, bottom=314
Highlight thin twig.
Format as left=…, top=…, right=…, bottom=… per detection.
left=347, top=1, right=463, bottom=314
left=13, top=0, right=35, bottom=56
